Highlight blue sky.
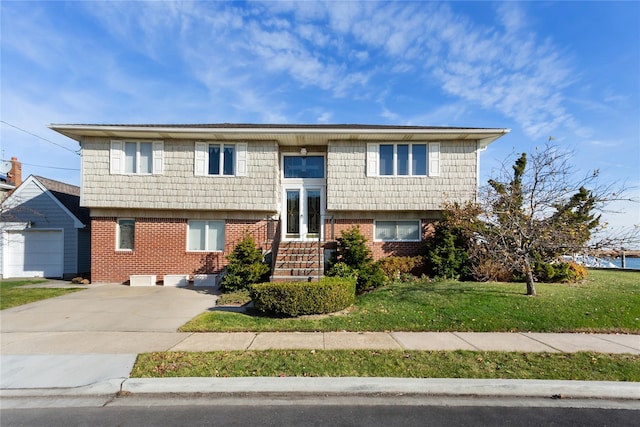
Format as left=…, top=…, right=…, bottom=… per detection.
left=1, top=1, right=638, bottom=234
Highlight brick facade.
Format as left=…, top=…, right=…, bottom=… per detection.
left=91, top=216, right=270, bottom=283
left=324, top=218, right=435, bottom=260
left=91, top=215, right=435, bottom=283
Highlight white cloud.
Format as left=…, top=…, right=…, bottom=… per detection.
left=380, top=108, right=399, bottom=122
left=317, top=112, right=332, bottom=124
left=2, top=1, right=587, bottom=139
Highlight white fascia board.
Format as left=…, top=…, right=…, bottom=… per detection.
left=50, top=124, right=511, bottom=140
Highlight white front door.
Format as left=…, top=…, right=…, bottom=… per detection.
left=281, top=154, right=326, bottom=241
left=284, top=186, right=324, bottom=240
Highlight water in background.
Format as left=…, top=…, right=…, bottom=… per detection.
left=606, top=257, right=640, bottom=270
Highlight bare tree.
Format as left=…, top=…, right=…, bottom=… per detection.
left=455, top=143, right=637, bottom=296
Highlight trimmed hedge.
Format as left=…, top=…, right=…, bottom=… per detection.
left=250, top=277, right=356, bottom=317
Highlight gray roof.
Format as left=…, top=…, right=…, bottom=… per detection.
left=34, top=176, right=90, bottom=225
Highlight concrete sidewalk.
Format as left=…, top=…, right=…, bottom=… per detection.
left=1, top=332, right=639, bottom=406
left=171, top=331, right=640, bottom=354
left=2, top=331, right=639, bottom=354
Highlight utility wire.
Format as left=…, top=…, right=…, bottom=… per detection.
left=0, top=160, right=79, bottom=171
left=1, top=120, right=81, bottom=155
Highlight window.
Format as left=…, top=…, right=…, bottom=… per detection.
left=375, top=220, right=421, bottom=241
left=188, top=220, right=225, bottom=251
left=367, top=142, right=439, bottom=177
left=283, top=156, right=325, bottom=178
left=117, top=219, right=135, bottom=250
left=208, top=144, right=235, bottom=175
left=110, top=141, right=163, bottom=175
left=125, top=142, right=152, bottom=174
left=195, top=142, right=247, bottom=176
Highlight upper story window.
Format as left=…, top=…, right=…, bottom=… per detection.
left=110, top=140, right=163, bottom=175
left=195, top=142, right=247, bottom=177
left=283, top=155, right=325, bottom=178
left=367, top=142, right=439, bottom=177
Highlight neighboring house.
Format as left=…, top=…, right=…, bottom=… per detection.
left=0, top=157, right=22, bottom=200
left=0, top=175, right=91, bottom=279
left=49, top=124, right=509, bottom=284
left=0, top=175, right=15, bottom=200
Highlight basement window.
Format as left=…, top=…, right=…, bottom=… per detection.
left=117, top=219, right=135, bottom=250
left=188, top=220, right=225, bottom=251
left=374, top=220, right=421, bottom=242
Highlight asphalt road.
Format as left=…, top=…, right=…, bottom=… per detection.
left=2, top=404, right=638, bottom=426
left=2, top=396, right=639, bottom=427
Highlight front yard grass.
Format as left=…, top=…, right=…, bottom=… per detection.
left=180, top=270, right=640, bottom=333
left=131, top=350, right=640, bottom=381
left=0, top=279, right=83, bottom=310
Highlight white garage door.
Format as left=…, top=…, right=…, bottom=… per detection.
left=5, top=230, right=64, bottom=278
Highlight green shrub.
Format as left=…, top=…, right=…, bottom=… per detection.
left=328, top=226, right=387, bottom=293
left=326, top=262, right=357, bottom=278
left=377, top=256, right=425, bottom=280
left=220, top=234, right=271, bottom=292
left=534, top=260, right=589, bottom=283
left=333, top=226, right=373, bottom=267
left=355, top=263, right=388, bottom=293
left=424, top=221, right=469, bottom=280
left=250, top=277, right=356, bottom=317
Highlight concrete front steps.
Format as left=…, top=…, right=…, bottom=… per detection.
left=271, top=241, right=324, bottom=282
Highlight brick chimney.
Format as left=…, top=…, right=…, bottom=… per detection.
left=7, top=157, right=22, bottom=187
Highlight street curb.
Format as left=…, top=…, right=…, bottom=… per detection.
left=3, top=378, right=638, bottom=401
left=121, top=378, right=640, bottom=400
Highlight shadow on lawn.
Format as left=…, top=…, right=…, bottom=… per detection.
left=384, top=280, right=528, bottom=301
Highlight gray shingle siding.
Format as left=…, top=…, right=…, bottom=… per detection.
left=81, top=138, right=279, bottom=211
left=327, top=140, right=477, bottom=211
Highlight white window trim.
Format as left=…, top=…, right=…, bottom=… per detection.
left=110, top=140, right=163, bottom=175
left=116, top=218, right=135, bottom=251
left=373, top=219, right=422, bottom=242
left=194, top=142, right=247, bottom=177
left=366, top=142, right=439, bottom=177
left=186, top=220, right=225, bottom=252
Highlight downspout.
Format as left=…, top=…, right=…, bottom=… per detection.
left=79, top=137, right=85, bottom=207
left=475, top=141, right=487, bottom=203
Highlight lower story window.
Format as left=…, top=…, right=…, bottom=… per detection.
left=117, top=219, right=135, bottom=250
left=188, top=220, right=225, bottom=251
left=375, top=220, right=421, bottom=241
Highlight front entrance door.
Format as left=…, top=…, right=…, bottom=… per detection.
left=284, top=187, right=323, bottom=240
left=282, top=154, right=326, bottom=241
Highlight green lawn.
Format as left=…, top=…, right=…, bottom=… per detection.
left=180, top=270, right=640, bottom=333
left=0, top=279, right=83, bottom=310
left=131, top=350, right=640, bottom=381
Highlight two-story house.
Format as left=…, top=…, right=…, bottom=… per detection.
left=50, top=124, right=509, bottom=284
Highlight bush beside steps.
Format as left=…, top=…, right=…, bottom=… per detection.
left=250, top=277, right=356, bottom=317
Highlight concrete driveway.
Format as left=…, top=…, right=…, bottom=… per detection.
left=1, top=283, right=219, bottom=355
left=1, top=283, right=217, bottom=333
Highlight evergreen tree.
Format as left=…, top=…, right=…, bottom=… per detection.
left=220, top=234, right=270, bottom=292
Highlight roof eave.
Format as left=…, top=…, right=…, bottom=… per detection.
left=49, top=124, right=510, bottom=145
